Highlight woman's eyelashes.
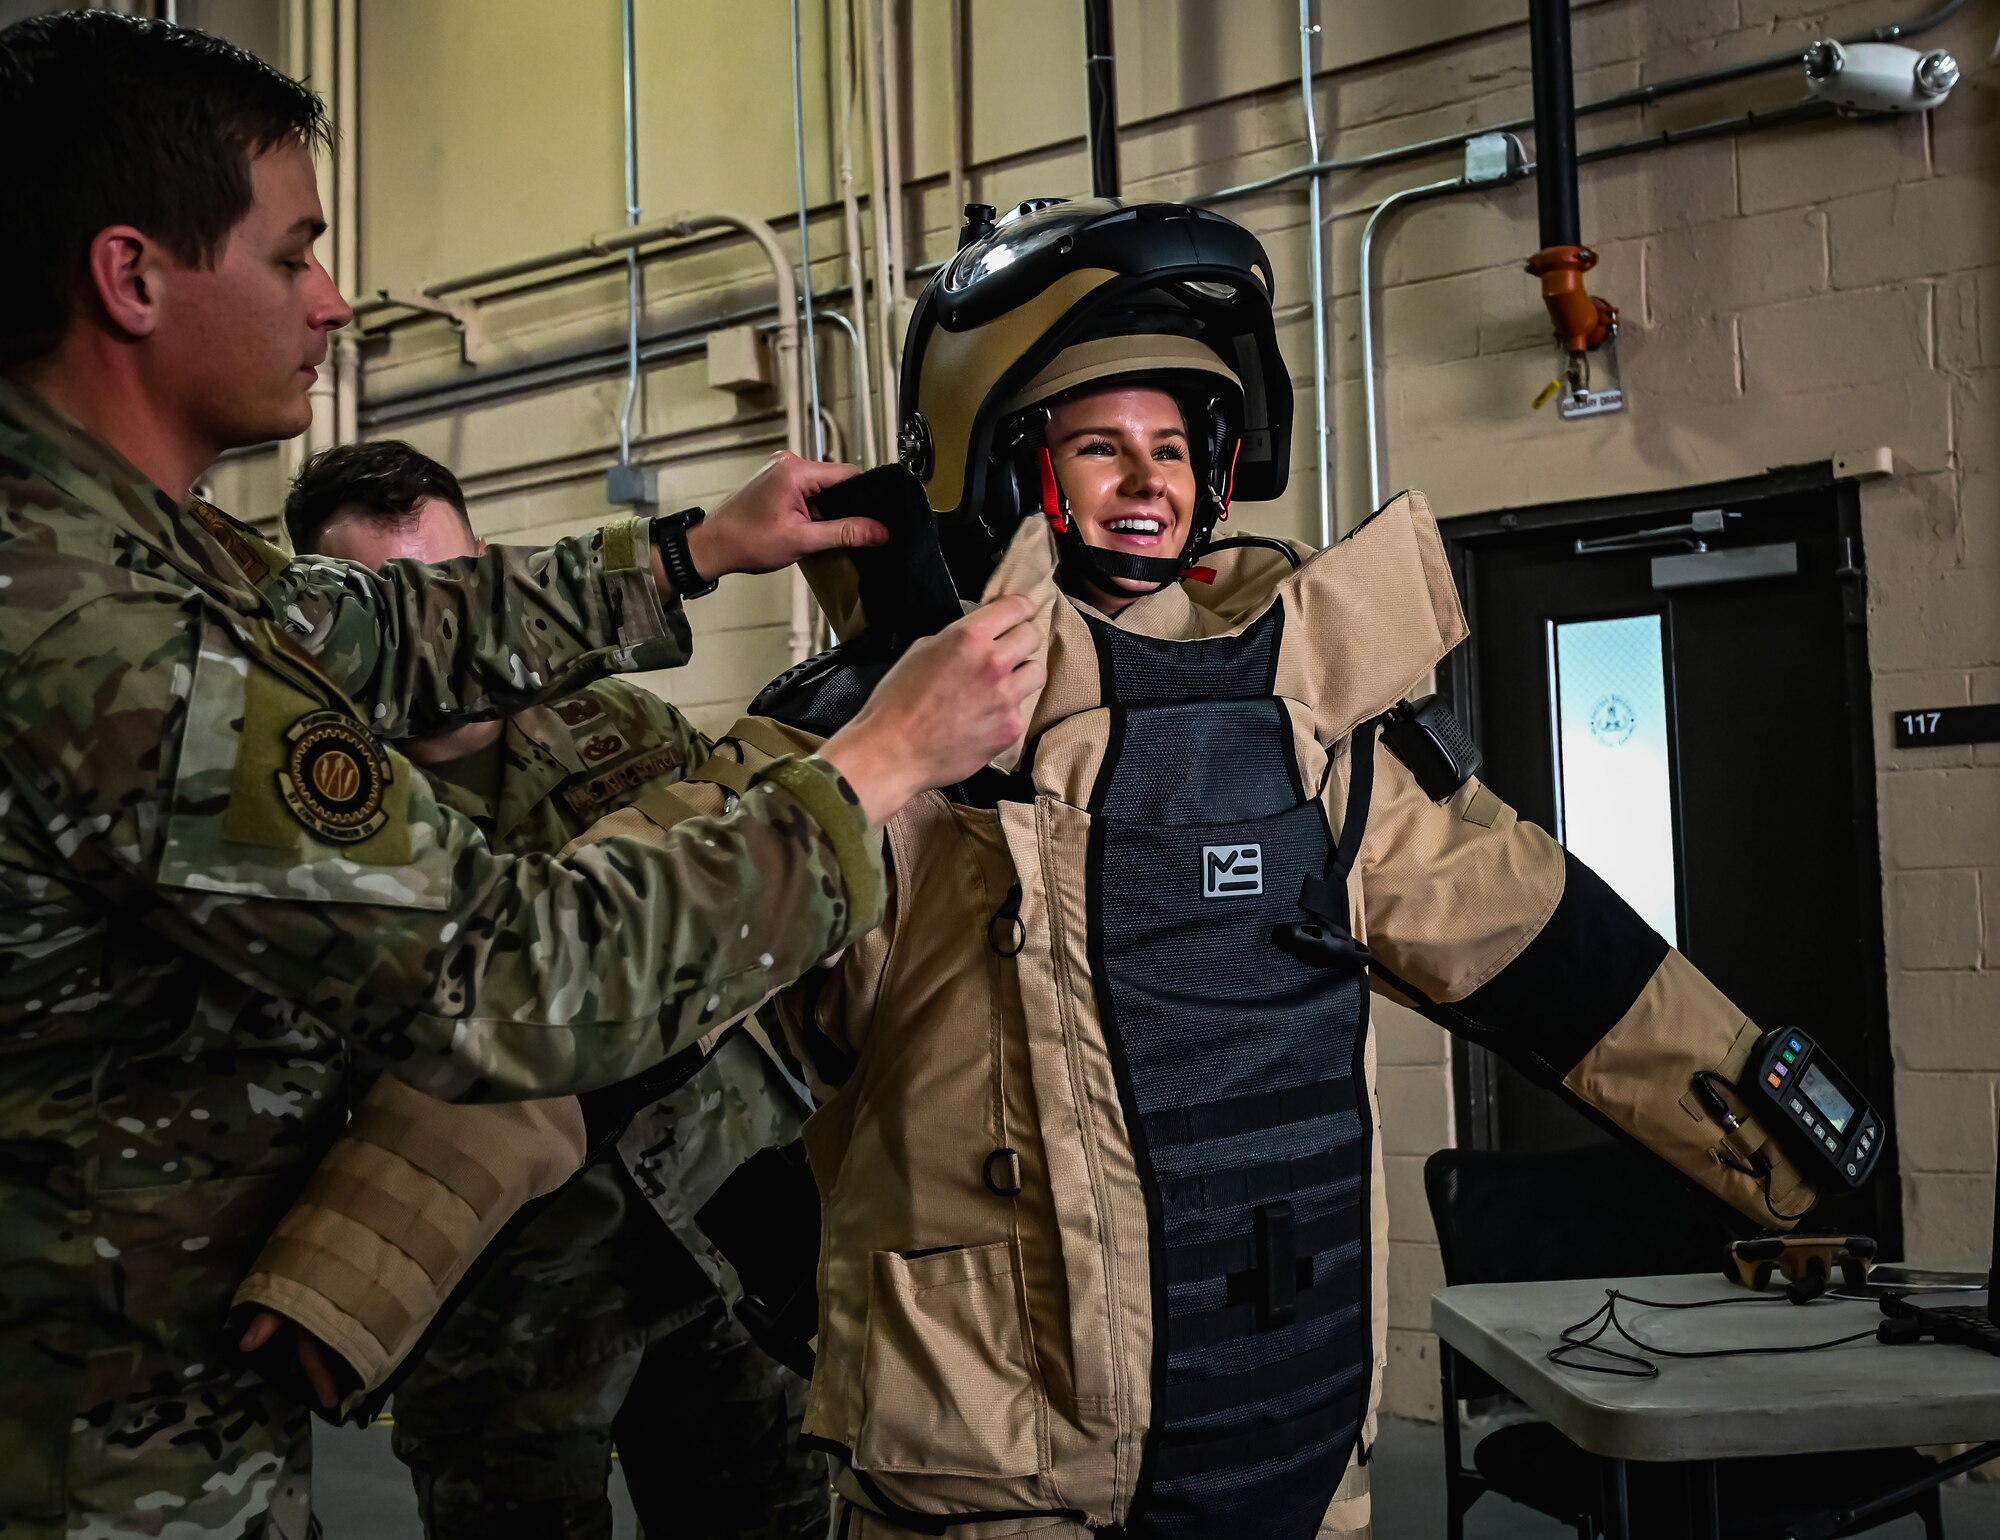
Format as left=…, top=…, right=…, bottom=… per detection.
left=1073, top=438, right=1187, bottom=461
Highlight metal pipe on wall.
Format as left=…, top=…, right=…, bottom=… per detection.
left=1083, top=0, right=1119, bottom=198
left=1527, top=0, right=1580, bottom=251
left=877, top=0, right=910, bottom=444
left=947, top=0, right=968, bottom=219
left=616, top=0, right=644, bottom=470
left=280, top=0, right=311, bottom=481
left=305, top=0, right=337, bottom=455
left=1355, top=95, right=1835, bottom=509
left=857, top=0, right=900, bottom=456
left=360, top=275, right=926, bottom=428
left=1296, top=0, right=1330, bottom=547
left=1358, top=176, right=1465, bottom=511
left=879, top=0, right=908, bottom=346
left=788, top=0, right=826, bottom=460
left=1200, top=0, right=1970, bottom=211
left=655, top=212, right=810, bottom=658
left=332, top=0, right=359, bottom=447
left=835, top=0, right=880, bottom=465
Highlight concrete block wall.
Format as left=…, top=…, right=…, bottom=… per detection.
left=202, top=0, right=1999, bottom=1417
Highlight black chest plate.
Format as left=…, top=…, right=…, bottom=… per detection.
left=1084, top=610, right=1373, bottom=1540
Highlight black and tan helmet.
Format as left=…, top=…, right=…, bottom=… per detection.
left=899, top=196, right=1292, bottom=593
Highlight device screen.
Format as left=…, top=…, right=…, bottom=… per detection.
left=1798, top=1061, right=1855, bottom=1134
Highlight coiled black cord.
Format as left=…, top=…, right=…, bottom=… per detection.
left=1549, top=1289, right=1880, bottom=1379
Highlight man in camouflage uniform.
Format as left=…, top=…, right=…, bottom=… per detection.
left=283, top=442, right=825, bottom=1539
left=0, top=13, right=1045, bottom=1538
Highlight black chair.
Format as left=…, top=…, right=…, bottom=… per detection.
left=1424, top=1144, right=1945, bottom=1540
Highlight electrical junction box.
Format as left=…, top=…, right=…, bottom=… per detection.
left=707, top=325, right=773, bottom=394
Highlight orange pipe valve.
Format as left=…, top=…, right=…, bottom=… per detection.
left=1527, top=243, right=1618, bottom=355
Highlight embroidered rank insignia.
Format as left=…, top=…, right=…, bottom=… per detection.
left=556, top=697, right=604, bottom=727
left=189, top=499, right=271, bottom=584
left=276, top=711, right=392, bottom=843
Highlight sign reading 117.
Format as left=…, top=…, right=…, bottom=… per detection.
left=1891, top=704, right=2000, bottom=749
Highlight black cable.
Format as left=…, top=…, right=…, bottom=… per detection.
left=1688, top=1069, right=1816, bottom=1225
left=1549, top=1289, right=1881, bottom=1378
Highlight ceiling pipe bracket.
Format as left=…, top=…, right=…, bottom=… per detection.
left=372, top=288, right=486, bottom=366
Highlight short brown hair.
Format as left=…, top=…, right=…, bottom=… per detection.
left=0, top=11, right=330, bottom=367
left=283, top=441, right=472, bottom=555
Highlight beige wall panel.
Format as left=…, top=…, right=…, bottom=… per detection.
left=635, top=0, right=834, bottom=219
left=1387, top=1241, right=1446, bottom=1333
left=360, top=0, right=625, bottom=293
left=1888, top=968, right=2000, bottom=1072
left=1894, top=1073, right=1997, bottom=1175
left=1384, top=1327, right=1443, bottom=1422
left=1903, top=1170, right=1998, bottom=1268
left=203, top=449, right=290, bottom=534
left=1889, top=871, right=1985, bottom=973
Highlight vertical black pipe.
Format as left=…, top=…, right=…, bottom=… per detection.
left=1527, top=0, right=1580, bottom=249
left=1084, top=0, right=1119, bottom=198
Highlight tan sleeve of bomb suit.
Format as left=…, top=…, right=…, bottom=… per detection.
left=231, top=1077, right=586, bottom=1396
left=1355, top=738, right=1815, bottom=1227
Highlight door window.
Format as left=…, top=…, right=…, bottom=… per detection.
left=1548, top=613, right=1680, bottom=946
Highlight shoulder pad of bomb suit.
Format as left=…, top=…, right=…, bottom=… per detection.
left=749, top=629, right=901, bottom=737
left=1380, top=694, right=1481, bottom=801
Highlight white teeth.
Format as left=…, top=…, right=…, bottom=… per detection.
left=1107, top=517, right=1163, bottom=534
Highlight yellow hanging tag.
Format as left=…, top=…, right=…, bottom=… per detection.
left=1532, top=379, right=1562, bottom=411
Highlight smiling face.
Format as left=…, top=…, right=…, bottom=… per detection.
left=1044, top=385, right=1197, bottom=613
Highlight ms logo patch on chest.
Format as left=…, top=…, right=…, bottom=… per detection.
left=1202, top=843, right=1263, bottom=898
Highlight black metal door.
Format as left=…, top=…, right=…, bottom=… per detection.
left=1439, top=468, right=1896, bottom=1247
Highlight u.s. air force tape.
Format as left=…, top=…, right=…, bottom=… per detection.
left=277, top=711, right=392, bottom=843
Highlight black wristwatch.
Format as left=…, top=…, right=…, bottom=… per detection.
left=648, top=506, right=718, bottom=601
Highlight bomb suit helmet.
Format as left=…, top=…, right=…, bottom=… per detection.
left=899, top=197, right=1293, bottom=594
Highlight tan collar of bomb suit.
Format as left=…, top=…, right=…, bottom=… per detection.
left=965, top=492, right=1468, bottom=777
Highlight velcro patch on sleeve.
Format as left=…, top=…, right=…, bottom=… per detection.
left=225, top=667, right=412, bottom=865
left=157, top=623, right=444, bottom=906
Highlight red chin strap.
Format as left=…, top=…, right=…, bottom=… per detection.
left=1038, top=447, right=1069, bottom=533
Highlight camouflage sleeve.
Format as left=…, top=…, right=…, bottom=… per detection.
left=263, top=515, right=691, bottom=738
left=0, top=598, right=885, bottom=1102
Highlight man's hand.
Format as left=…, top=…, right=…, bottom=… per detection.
left=663, top=452, right=888, bottom=592
left=822, top=593, right=1047, bottom=826
left=240, top=1309, right=347, bottom=1410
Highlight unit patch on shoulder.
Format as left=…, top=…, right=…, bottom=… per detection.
left=277, top=711, right=392, bottom=843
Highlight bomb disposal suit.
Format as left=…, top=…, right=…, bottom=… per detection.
left=361, top=200, right=1822, bottom=1540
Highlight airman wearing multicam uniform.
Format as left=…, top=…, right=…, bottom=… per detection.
left=251, top=444, right=826, bottom=1540
left=0, top=15, right=1044, bottom=1538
